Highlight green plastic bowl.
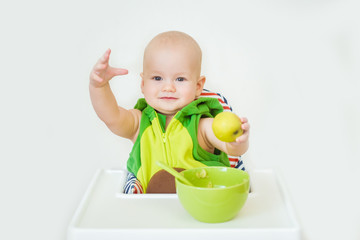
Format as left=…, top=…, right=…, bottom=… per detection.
left=176, top=167, right=250, bottom=223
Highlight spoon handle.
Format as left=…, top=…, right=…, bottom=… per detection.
left=156, top=161, right=193, bottom=186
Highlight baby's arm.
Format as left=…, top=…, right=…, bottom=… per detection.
left=89, top=49, right=141, bottom=141
left=198, top=116, right=250, bottom=156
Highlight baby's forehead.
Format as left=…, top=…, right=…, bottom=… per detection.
left=144, top=44, right=201, bottom=70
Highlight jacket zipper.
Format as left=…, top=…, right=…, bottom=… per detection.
left=155, top=112, right=177, bottom=166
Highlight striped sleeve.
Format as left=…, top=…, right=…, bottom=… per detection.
left=199, top=89, right=232, bottom=112
left=123, top=172, right=144, bottom=194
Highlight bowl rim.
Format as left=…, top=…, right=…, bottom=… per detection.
left=176, top=166, right=250, bottom=191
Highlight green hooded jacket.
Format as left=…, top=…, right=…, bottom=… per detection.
left=127, top=97, right=230, bottom=192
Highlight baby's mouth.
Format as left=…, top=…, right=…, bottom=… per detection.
left=160, top=97, right=177, bottom=100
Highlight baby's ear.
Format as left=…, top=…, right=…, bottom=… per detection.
left=140, top=72, right=145, bottom=93
left=196, top=76, right=206, bottom=96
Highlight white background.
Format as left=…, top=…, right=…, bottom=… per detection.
left=0, top=0, right=359, bottom=239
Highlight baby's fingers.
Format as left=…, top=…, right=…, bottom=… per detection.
left=241, top=122, right=250, bottom=131
left=93, top=62, right=107, bottom=74
left=236, top=126, right=249, bottom=142
left=98, top=48, right=111, bottom=64
left=89, top=71, right=105, bottom=87
left=90, top=71, right=103, bottom=83
left=92, top=49, right=110, bottom=73
left=240, top=117, right=248, bottom=124
left=235, top=133, right=249, bottom=144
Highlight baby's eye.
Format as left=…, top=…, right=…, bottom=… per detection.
left=153, top=76, right=162, bottom=81
left=176, top=77, right=185, bottom=82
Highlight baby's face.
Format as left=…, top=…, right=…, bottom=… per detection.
left=141, top=43, right=204, bottom=117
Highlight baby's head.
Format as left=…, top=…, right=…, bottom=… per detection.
left=141, top=31, right=205, bottom=116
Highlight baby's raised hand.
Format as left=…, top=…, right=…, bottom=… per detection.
left=90, top=49, right=128, bottom=88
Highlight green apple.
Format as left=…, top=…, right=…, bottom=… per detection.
left=212, top=112, right=243, bottom=142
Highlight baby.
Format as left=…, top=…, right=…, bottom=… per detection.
left=89, top=31, right=250, bottom=193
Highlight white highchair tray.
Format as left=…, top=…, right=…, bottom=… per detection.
left=67, top=169, right=301, bottom=240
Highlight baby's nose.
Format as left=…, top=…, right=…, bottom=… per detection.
left=162, top=81, right=176, bottom=92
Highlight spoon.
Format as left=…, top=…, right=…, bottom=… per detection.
left=156, top=161, right=194, bottom=186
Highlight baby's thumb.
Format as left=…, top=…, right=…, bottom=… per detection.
left=112, top=67, right=129, bottom=76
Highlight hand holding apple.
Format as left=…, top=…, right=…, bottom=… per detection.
left=212, top=112, right=243, bottom=142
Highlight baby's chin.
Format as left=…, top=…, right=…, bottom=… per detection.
left=154, top=104, right=187, bottom=116
left=154, top=108, right=178, bottom=117
left=149, top=99, right=193, bottom=116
